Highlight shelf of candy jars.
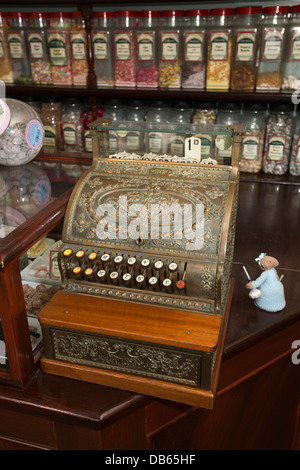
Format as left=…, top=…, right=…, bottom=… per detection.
left=12, top=95, right=300, bottom=181
left=2, top=5, right=300, bottom=103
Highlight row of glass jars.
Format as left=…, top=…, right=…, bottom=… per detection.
left=94, top=6, right=300, bottom=91
left=1, top=6, right=300, bottom=90
left=29, top=96, right=300, bottom=176
left=0, top=11, right=88, bottom=85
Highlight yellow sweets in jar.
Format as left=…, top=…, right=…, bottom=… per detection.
left=206, top=8, right=234, bottom=90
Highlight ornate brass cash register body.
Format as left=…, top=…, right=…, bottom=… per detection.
left=39, top=120, right=245, bottom=409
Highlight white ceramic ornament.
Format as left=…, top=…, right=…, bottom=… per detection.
left=249, top=288, right=261, bottom=299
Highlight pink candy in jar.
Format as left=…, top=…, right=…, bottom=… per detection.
left=114, top=10, right=137, bottom=87
left=136, top=10, right=160, bottom=88
left=47, top=12, right=73, bottom=86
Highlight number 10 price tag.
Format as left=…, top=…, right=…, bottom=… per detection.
left=185, top=137, right=201, bottom=162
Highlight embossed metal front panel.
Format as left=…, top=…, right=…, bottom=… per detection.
left=63, top=159, right=232, bottom=258
left=50, top=327, right=202, bottom=387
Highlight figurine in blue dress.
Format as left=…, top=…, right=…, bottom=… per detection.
left=246, top=253, right=286, bottom=312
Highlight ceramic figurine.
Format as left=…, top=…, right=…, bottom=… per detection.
left=245, top=253, right=286, bottom=312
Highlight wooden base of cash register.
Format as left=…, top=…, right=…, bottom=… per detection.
left=39, top=281, right=233, bottom=409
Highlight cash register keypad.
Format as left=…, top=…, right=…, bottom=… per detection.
left=62, top=247, right=186, bottom=294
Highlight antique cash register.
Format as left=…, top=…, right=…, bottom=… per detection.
left=39, top=119, right=245, bottom=408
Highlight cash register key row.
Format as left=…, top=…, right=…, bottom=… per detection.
left=64, top=249, right=185, bottom=291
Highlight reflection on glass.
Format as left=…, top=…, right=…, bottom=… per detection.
left=0, top=162, right=52, bottom=238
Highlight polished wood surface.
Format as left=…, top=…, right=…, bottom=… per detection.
left=225, top=180, right=300, bottom=356
left=38, top=282, right=233, bottom=408
left=0, top=258, right=35, bottom=386
left=39, top=291, right=222, bottom=353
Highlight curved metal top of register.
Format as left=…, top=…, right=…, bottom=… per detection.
left=59, top=119, right=245, bottom=316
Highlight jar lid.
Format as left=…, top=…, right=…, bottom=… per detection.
left=42, top=97, right=62, bottom=103
left=236, top=6, right=262, bottom=15
left=193, top=101, right=216, bottom=109
left=186, top=9, right=209, bottom=16
left=115, top=10, right=137, bottom=17
left=149, top=100, right=169, bottom=108
left=93, top=11, right=115, bottom=18
left=71, top=11, right=83, bottom=18
left=138, top=10, right=161, bottom=17
left=263, top=6, right=290, bottom=14
left=104, top=98, right=124, bottom=107
left=210, top=8, right=235, bottom=16
left=7, top=11, right=28, bottom=18
left=28, top=12, right=48, bottom=19
left=244, top=102, right=267, bottom=112
left=127, top=99, right=146, bottom=108
left=219, top=102, right=240, bottom=111
left=269, top=102, right=294, bottom=113
left=63, top=97, right=83, bottom=107
left=172, top=100, right=192, bottom=109
left=0, top=99, right=11, bottom=136
left=49, top=12, right=71, bottom=18
left=292, top=5, right=300, bottom=13
left=161, top=10, right=185, bottom=17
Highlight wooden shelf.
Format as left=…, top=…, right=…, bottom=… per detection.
left=6, top=84, right=295, bottom=104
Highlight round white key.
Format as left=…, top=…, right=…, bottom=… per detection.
left=114, top=255, right=123, bottom=264
left=163, top=278, right=172, bottom=287
left=149, top=276, right=158, bottom=285
left=141, top=258, right=150, bottom=267
left=127, top=257, right=136, bottom=266
left=168, top=262, right=178, bottom=272
left=97, top=270, right=106, bottom=278
left=154, top=260, right=164, bottom=270
left=101, top=254, right=110, bottom=262
left=110, top=271, right=118, bottom=279
left=136, top=275, right=145, bottom=283
left=123, top=273, right=131, bottom=282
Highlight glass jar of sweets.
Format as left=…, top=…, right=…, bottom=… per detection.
left=61, top=98, right=84, bottom=152
left=70, top=11, right=88, bottom=86
left=114, top=10, right=137, bottom=87
left=102, top=99, right=126, bottom=152
left=289, top=109, right=300, bottom=175
left=47, top=12, right=72, bottom=85
left=256, top=5, right=290, bottom=91
left=124, top=99, right=146, bottom=152
left=263, top=103, right=294, bottom=175
left=192, top=102, right=217, bottom=124
left=0, top=13, right=13, bottom=83
left=168, top=100, right=193, bottom=156
left=182, top=9, right=208, bottom=89
left=92, top=11, right=115, bottom=87
left=231, top=7, right=262, bottom=91
left=7, top=12, right=31, bottom=84
left=282, top=5, right=300, bottom=90
left=158, top=10, right=184, bottom=89
left=27, top=12, right=52, bottom=85
left=192, top=102, right=217, bottom=157
left=145, top=100, right=170, bottom=154
left=240, top=103, right=267, bottom=173
left=136, top=10, right=160, bottom=88
left=216, top=102, right=241, bottom=158
left=206, top=8, right=235, bottom=90
left=40, top=98, right=62, bottom=151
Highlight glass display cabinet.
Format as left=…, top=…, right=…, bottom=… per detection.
left=0, top=161, right=84, bottom=387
